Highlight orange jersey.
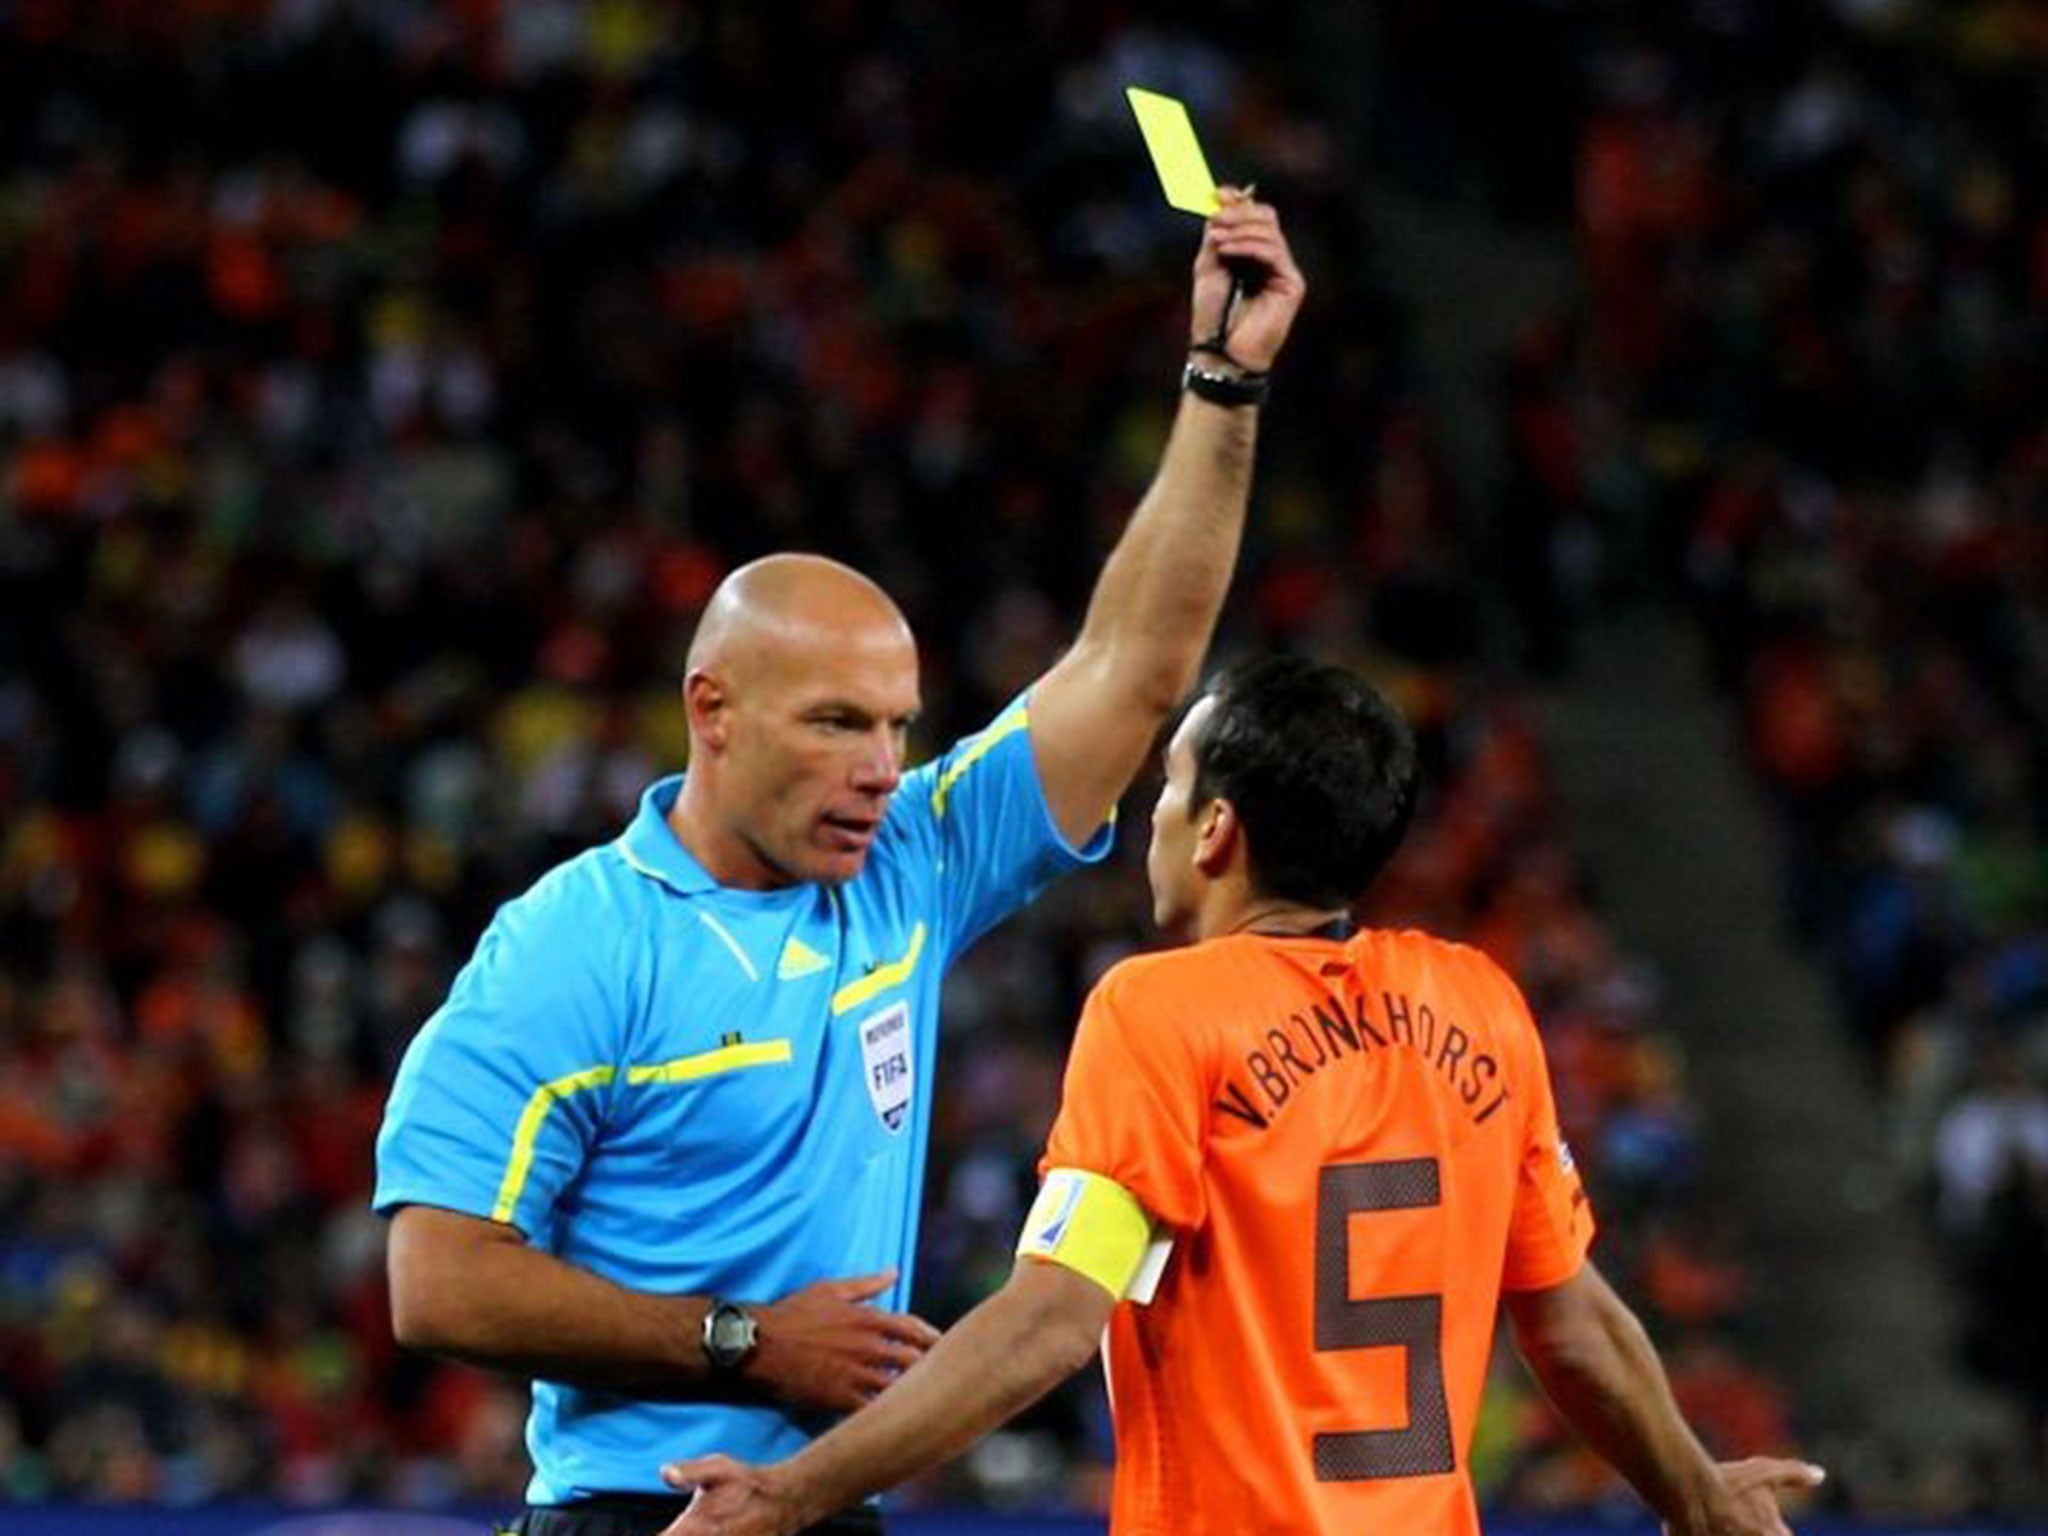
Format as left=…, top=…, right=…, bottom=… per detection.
left=1042, top=928, right=1595, bottom=1536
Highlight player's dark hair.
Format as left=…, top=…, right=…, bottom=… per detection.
left=1189, top=655, right=1419, bottom=908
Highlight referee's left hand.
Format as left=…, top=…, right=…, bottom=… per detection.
left=656, top=1454, right=798, bottom=1536
left=748, top=1269, right=939, bottom=1414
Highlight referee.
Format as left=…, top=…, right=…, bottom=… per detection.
left=373, top=189, right=1304, bottom=1536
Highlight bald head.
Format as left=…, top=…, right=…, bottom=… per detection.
left=687, top=554, right=913, bottom=687
left=670, top=554, right=921, bottom=889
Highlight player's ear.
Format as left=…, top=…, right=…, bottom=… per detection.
left=684, top=670, right=733, bottom=752
left=1193, top=797, right=1239, bottom=877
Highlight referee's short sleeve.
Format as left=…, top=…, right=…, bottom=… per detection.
left=906, top=691, right=1113, bottom=960
left=374, top=862, right=633, bottom=1236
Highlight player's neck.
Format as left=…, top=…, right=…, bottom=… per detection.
left=1203, top=892, right=1352, bottom=942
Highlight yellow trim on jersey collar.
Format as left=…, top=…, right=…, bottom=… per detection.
left=1017, top=1168, right=1157, bottom=1301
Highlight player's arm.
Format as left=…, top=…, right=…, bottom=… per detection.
left=657, top=1169, right=1154, bottom=1536
left=1504, top=1261, right=1824, bottom=1536
left=1027, top=192, right=1306, bottom=845
left=658, top=1260, right=1110, bottom=1536
left=388, top=1206, right=937, bottom=1411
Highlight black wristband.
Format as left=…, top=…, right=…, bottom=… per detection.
left=1182, top=359, right=1270, bottom=407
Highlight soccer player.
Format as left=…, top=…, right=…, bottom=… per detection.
left=658, top=656, right=1826, bottom=1536
left=373, top=192, right=1305, bottom=1536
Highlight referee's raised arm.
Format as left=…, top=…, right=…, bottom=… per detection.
left=1027, top=189, right=1306, bottom=846
left=377, top=191, right=1304, bottom=1536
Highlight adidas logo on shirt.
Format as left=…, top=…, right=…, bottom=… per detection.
left=777, top=936, right=829, bottom=980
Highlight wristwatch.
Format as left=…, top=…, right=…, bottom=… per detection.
left=701, top=1299, right=759, bottom=1373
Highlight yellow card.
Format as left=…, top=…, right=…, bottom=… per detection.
left=1126, top=87, right=1220, bottom=216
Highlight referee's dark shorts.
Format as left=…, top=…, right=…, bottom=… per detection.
left=506, top=1494, right=883, bottom=1536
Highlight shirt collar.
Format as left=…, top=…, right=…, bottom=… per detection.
left=616, top=774, right=722, bottom=895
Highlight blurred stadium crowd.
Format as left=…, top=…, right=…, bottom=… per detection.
left=0, top=0, right=2038, bottom=1520
left=1473, top=0, right=2048, bottom=1485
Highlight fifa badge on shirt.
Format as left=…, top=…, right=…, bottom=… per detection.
left=859, top=1001, right=914, bottom=1133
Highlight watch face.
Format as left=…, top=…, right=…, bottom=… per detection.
left=707, top=1304, right=757, bottom=1367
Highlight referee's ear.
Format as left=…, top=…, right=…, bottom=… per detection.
left=685, top=670, right=734, bottom=752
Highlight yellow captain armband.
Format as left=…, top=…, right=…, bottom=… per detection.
left=1016, top=1168, right=1172, bottom=1303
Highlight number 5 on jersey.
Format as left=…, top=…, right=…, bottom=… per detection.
left=1314, top=1157, right=1455, bottom=1481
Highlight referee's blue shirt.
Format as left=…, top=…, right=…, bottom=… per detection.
left=373, top=693, right=1110, bottom=1504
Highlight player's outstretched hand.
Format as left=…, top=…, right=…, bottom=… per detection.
left=1668, top=1457, right=1827, bottom=1536
left=656, top=1454, right=794, bottom=1536
left=1189, top=189, right=1306, bottom=374
left=748, top=1269, right=939, bottom=1415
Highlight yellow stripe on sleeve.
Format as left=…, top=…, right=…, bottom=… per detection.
left=626, top=1039, right=793, bottom=1085
left=830, top=922, right=926, bottom=1016
left=930, top=704, right=1029, bottom=819
left=491, top=1066, right=617, bottom=1224
left=1016, top=1168, right=1157, bottom=1301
